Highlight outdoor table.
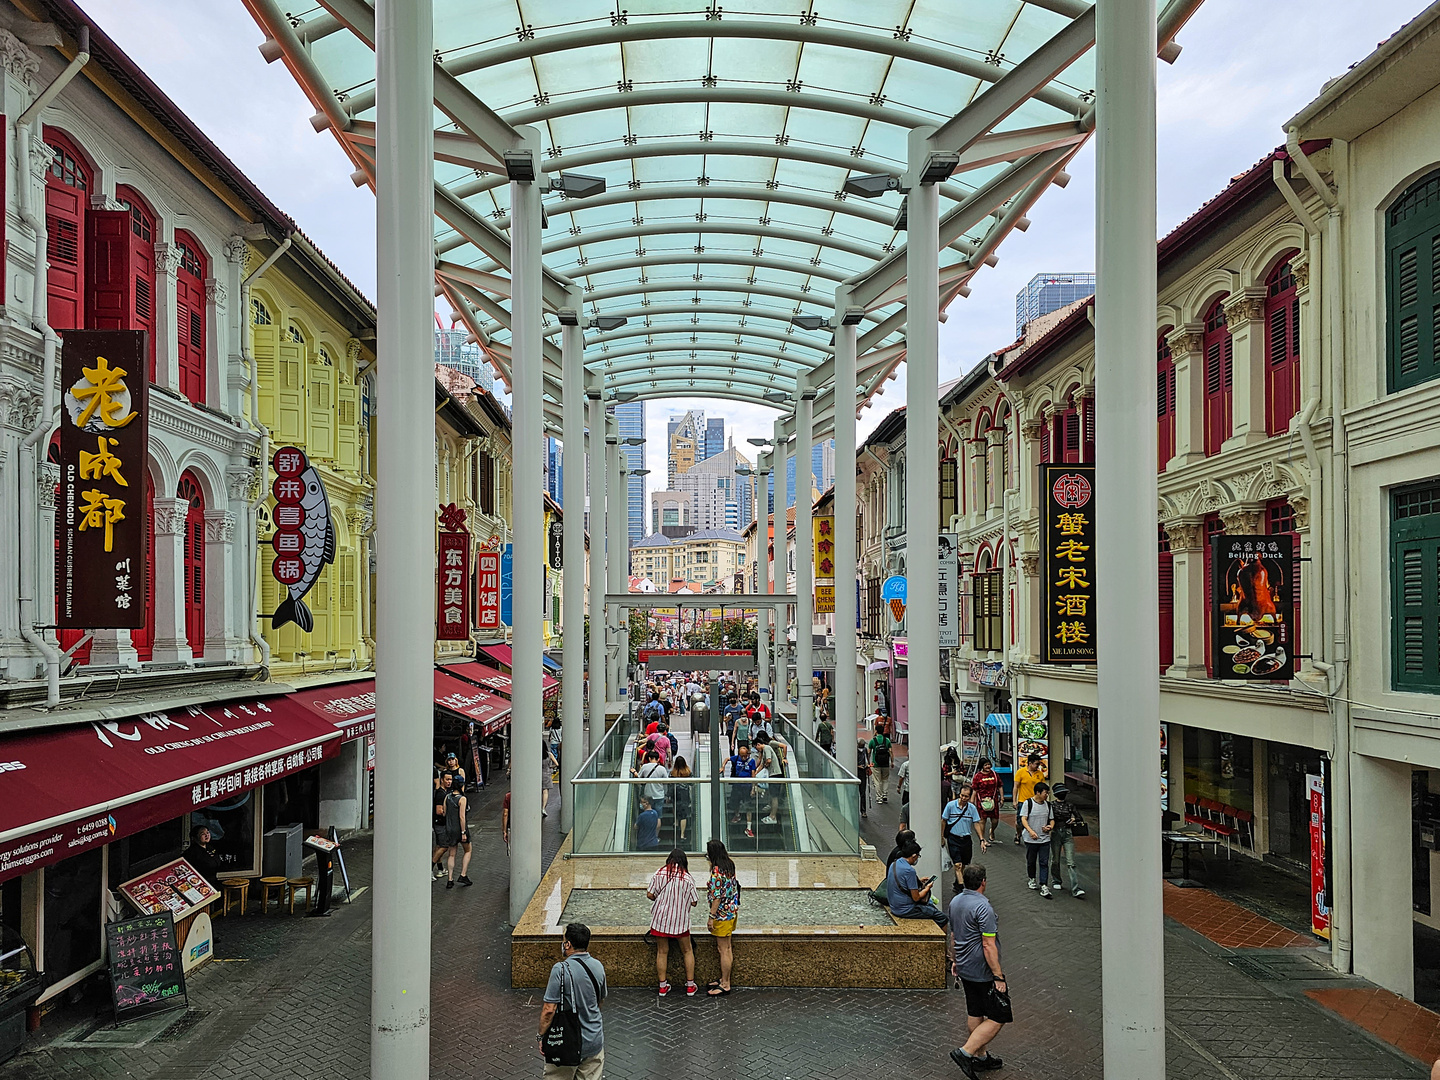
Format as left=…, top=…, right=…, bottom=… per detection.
left=1162, top=831, right=1214, bottom=888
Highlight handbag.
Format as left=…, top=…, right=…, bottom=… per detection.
left=987, top=982, right=1014, bottom=1024
left=1069, top=810, right=1090, bottom=837
left=979, top=796, right=996, bottom=813
left=541, top=961, right=582, bottom=1066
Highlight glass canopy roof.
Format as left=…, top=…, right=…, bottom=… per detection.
left=249, top=0, right=1135, bottom=432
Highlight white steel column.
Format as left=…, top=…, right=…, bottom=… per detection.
left=1095, top=0, right=1164, bottom=1074
left=587, top=387, right=606, bottom=735
left=794, top=380, right=815, bottom=734
left=372, top=0, right=433, bottom=1071
left=833, top=288, right=859, bottom=776
left=904, top=126, right=942, bottom=883
left=508, top=124, right=545, bottom=927
left=757, top=451, right=772, bottom=698
left=605, top=424, right=626, bottom=702
left=560, top=293, right=585, bottom=834
left=773, top=416, right=787, bottom=708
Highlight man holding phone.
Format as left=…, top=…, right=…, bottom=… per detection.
left=885, top=841, right=949, bottom=928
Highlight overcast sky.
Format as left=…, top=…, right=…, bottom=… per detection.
left=79, top=0, right=1424, bottom=496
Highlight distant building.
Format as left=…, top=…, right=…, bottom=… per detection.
left=667, top=409, right=706, bottom=486
left=688, top=443, right=752, bottom=528
left=434, top=327, right=494, bottom=392
left=705, top=416, right=726, bottom=461
left=1015, top=273, right=1096, bottom=336
left=629, top=528, right=747, bottom=590
left=544, top=437, right=562, bottom=506
left=614, top=399, right=647, bottom=547
left=651, top=490, right=693, bottom=533
left=813, top=439, right=835, bottom=493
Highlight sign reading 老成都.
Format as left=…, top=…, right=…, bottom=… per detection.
left=438, top=503, right=470, bottom=640
left=1040, top=464, right=1096, bottom=663
left=1211, top=533, right=1295, bottom=680
left=57, top=331, right=149, bottom=629
left=269, top=446, right=335, bottom=633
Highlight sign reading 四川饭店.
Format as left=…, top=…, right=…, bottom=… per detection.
left=57, top=331, right=149, bottom=630
left=1040, top=464, right=1096, bottom=664
left=1211, top=533, right=1296, bottom=680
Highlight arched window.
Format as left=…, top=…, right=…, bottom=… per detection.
left=1386, top=169, right=1440, bottom=391
left=1202, top=297, right=1233, bottom=455
left=1264, top=254, right=1301, bottom=434
left=43, top=128, right=91, bottom=331
left=251, top=297, right=272, bottom=325
left=177, top=472, right=205, bottom=655
left=175, top=231, right=208, bottom=404
left=1051, top=394, right=1083, bottom=464
left=1158, top=526, right=1173, bottom=674
left=1157, top=327, right=1175, bottom=470
left=287, top=323, right=305, bottom=344
left=113, top=185, right=158, bottom=380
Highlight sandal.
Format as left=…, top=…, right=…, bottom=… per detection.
left=706, top=985, right=731, bottom=996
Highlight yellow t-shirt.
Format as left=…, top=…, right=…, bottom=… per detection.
left=1014, top=763, right=1047, bottom=805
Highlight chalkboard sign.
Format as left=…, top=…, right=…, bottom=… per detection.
left=105, top=912, right=188, bottom=1023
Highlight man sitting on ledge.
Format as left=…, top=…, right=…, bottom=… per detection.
left=885, top=840, right=948, bottom=928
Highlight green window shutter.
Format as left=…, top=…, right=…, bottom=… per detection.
left=1392, top=482, right=1440, bottom=692
left=1386, top=171, right=1440, bottom=392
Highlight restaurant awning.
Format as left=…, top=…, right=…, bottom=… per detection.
left=473, top=645, right=559, bottom=698
left=542, top=655, right=562, bottom=673
left=286, top=678, right=376, bottom=741
left=477, top=643, right=512, bottom=669
left=985, top=713, right=1013, bottom=733
left=433, top=670, right=511, bottom=737
left=440, top=661, right=511, bottom=698
left=0, top=697, right=343, bottom=884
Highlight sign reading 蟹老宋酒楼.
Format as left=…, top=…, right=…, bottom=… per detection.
left=57, top=331, right=149, bottom=630
left=1040, top=464, right=1096, bottom=664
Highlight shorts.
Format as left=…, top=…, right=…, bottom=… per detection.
left=710, top=918, right=736, bottom=937
left=945, top=834, right=973, bottom=867
left=433, top=828, right=459, bottom=848
left=650, top=929, right=690, bottom=940
left=961, top=977, right=1010, bottom=1023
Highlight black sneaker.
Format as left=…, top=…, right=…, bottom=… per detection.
left=949, top=1048, right=980, bottom=1079
left=977, top=1052, right=1004, bottom=1070
left=445, top=880, right=455, bottom=890
left=459, top=876, right=474, bottom=887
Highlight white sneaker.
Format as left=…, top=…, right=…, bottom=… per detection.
left=1040, top=885, right=1052, bottom=899
left=760, top=816, right=777, bottom=825
left=1072, top=887, right=1086, bottom=897
left=1027, top=878, right=1037, bottom=890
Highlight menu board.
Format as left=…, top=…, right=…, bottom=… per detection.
left=119, top=858, right=219, bottom=921
left=105, top=913, right=187, bottom=1022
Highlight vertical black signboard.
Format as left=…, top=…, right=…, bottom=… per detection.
left=1040, top=463, right=1097, bottom=663
left=105, top=912, right=187, bottom=1023
left=1211, top=533, right=1295, bottom=679
left=57, top=330, right=149, bottom=628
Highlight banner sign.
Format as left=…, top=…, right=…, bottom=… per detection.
left=1160, top=723, right=1170, bottom=811
left=815, top=584, right=835, bottom=614
left=269, top=446, right=335, bottom=632
left=1308, top=772, right=1330, bottom=939
left=813, top=516, right=835, bottom=579
left=938, top=534, right=960, bottom=648
left=1211, top=533, right=1295, bottom=680
left=1040, top=464, right=1097, bottom=663
left=57, top=330, right=149, bottom=629
left=882, top=575, right=906, bottom=623
left=1015, top=699, right=1048, bottom=762
left=500, top=544, right=514, bottom=626
left=475, top=551, right=502, bottom=630
left=968, top=659, right=1007, bottom=688
left=437, top=503, right=470, bottom=640
left=548, top=518, right=563, bottom=570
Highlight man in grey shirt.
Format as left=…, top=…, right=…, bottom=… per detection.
left=946, top=865, right=1009, bottom=1078
left=539, top=923, right=607, bottom=1078
left=1020, top=782, right=1056, bottom=898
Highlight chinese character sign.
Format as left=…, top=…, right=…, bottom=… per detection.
left=1040, top=464, right=1096, bottom=663
left=937, top=534, right=960, bottom=648
left=1307, top=772, right=1330, bottom=939
left=269, top=446, right=335, bottom=632
left=437, top=508, right=470, bottom=640
left=475, top=551, right=502, bottom=630
left=58, top=331, right=149, bottom=629
left=1211, top=533, right=1295, bottom=680
left=812, top=516, right=835, bottom=579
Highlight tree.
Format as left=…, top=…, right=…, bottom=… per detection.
left=628, top=608, right=659, bottom=667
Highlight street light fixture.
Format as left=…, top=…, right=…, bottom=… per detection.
left=763, top=390, right=791, bottom=403
left=612, top=390, right=640, bottom=402
left=746, top=437, right=772, bottom=447
left=842, top=172, right=903, bottom=199
left=590, top=315, right=627, bottom=331
left=621, top=437, right=645, bottom=446
left=548, top=172, right=606, bottom=199
left=790, top=315, right=830, bottom=331
left=919, top=151, right=961, bottom=185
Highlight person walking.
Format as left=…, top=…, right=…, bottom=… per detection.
left=633, top=749, right=670, bottom=824
left=672, top=756, right=694, bottom=845
left=647, top=848, right=699, bottom=997
left=1011, top=753, right=1048, bottom=845
left=947, top=864, right=1010, bottom=1078
left=543, top=741, right=560, bottom=819
left=971, top=759, right=1002, bottom=843
left=867, top=727, right=894, bottom=804
left=539, top=922, right=607, bottom=1079
left=941, top=784, right=986, bottom=892
left=885, top=841, right=948, bottom=928
left=1048, top=785, right=1086, bottom=897
left=857, top=738, right=872, bottom=819
left=432, top=771, right=460, bottom=880
left=724, top=741, right=761, bottom=838
left=705, top=839, right=740, bottom=997
left=1020, top=782, right=1055, bottom=898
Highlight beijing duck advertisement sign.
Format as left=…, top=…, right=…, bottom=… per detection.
left=1210, top=534, right=1295, bottom=680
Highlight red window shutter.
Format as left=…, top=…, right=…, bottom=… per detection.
left=86, top=209, right=134, bottom=331
left=1040, top=420, right=1051, bottom=464
left=1264, top=261, right=1301, bottom=435
left=44, top=185, right=85, bottom=332
left=1063, top=409, right=1080, bottom=463
left=1158, top=531, right=1174, bottom=674
left=175, top=235, right=208, bottom=405
left=178, top=473, right=205, bottom=654
left=1082, top=398, right=1095, bottom=463
left=1157, top=332, right=1175, bottom=471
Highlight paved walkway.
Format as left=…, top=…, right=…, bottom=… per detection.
left=1, top=756, right=1430, bottom=1080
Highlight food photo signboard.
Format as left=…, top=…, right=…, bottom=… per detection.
left=119, top=857, right=219, bottom=921
left=1210, top=533, right=1295, bottom=680
left=1015, top=699, right=1049, bottom=763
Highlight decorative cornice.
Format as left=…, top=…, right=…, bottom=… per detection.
left=149, top=390, right=256, bottom=456
left=224, top=236, right=250, bottom=267
left=153, top=498, right=191, bottom=537
left=226, top=465, right=259, bottom=502
left=1222, top=290, right=1266, bottom=327
left=0, top=29, right=41, bottom=85
left=1289, top=492, right=1310, bottom=530
left=37, top=463, right=59, bottom=510
left=1167, top=328, right=1203, bottom=356
left=1019, top=551, right=1039, bottom=579
left=0, top=377, right=42, bottom=431
left=1219, top=503, right=1265, bottom=535
left=203, top=510, right=236, bottom=543
left=346, top=339, right=364, bottom=366
left=1162, top=517, right=1205, bottom=551
left=154, top=242, right=183, bottom=277
left=205, top=277, right=228, bottom=310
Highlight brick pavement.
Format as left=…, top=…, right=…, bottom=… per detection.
left=1161, top=882, right=1314, bottom=949
left=1307, top=987, right=1440, bottom=1065
left=0, top=767, right=1428, bottom=1080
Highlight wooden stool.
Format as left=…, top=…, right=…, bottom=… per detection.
left=257, top=876, right=289, bottom=914
left=221, top=878, right=250, bottom=917
left=286, top=877, right=314, bottom=914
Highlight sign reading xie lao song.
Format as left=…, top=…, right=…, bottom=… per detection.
left=1040, top=464, right=1096, bottom=664
left=58, top=331, right=149, bottom=629
left=437, top=503, right=470, bottom=640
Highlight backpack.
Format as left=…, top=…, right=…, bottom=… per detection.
left=872, top=737, right=891, bottom=767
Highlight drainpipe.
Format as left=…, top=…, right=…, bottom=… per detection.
left=15, top=28, right=91, bottom=707
left=240, top=234, right=294, bottom=671
left=1288, top=129, right=1352, bottom=975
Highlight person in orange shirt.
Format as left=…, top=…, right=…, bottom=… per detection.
left=1011, top=753, right=1048, bottom=845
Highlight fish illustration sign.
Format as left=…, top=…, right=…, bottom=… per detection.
left=269, top=446, right=335, bottom=632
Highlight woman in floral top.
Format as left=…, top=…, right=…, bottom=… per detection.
left=705, top=839, right=740, bottom=996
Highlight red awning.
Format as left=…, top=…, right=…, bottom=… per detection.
left=433, top=670, right=511, bottom=736
left=0, top=697, right=342, bottom=884
left=441, top=661, right=512, bottom=698
left=477, top=643, right=512, bottom=669
left=287, top=678, right=376, bottom=740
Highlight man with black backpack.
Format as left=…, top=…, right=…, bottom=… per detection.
left=1048, top=785, right=1086, bottom=898
left=539, top=922, right=607, bottom=1078
left=867, top=728, right=894, bottom=804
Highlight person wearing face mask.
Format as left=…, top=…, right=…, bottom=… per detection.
left=538, top=923, right=607, bottom=1078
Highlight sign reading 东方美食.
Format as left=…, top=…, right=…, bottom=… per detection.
left=1040, top=464, right=1096, bottom=664
left=57, top=331, right=149, bottom=630
left=437, top=503, right=470, bottom=640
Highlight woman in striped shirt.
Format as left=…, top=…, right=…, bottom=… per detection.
left=647, top=848, right=699, bottom=997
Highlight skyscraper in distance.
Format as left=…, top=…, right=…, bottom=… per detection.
left=1015, top=273, right=1096, bottom=336
left=614, top=399, right=647, bottom=548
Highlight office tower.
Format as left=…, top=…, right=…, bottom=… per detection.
left=1015, top=273, right=1096, bottom=336
left=667, top=409, right=705, bottom=487
left=544, top=437, right=563, bottom=506
left=434, top=327, right=494, bottom=392
left=705, top=417, right=726, bottom=461
left=614, top=399, right=647, bottom=548
left=813, top=439, right=835, bottom=493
